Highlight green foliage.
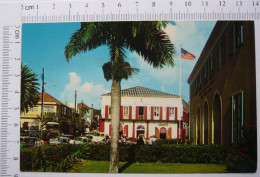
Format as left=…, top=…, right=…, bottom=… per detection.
left=21, top=144, right=226, bottom=171
left=225, top=123, right=257, bottom=173
left=135, top=144, right=226, bottom=164
left=21, top=63, right=40, bottom=113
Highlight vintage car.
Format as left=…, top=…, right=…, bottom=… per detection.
left=49, top=138, right=61, bottom=145
left=74, top=136, right=91, bottom=144
left=20, top=136, right=36, bottom=147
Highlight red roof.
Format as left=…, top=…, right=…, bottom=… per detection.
left=38, top=92, right=60, bottom=103
left=78, top=102, right=91, bottom=109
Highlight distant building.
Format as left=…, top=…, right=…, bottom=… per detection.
left=20, top=92, right=73, bottom=135
left=99, top=86, right=189, bottom=141
left=187, top=21, right=256, bottom=146
left=77, top=102, right=94, bottom=133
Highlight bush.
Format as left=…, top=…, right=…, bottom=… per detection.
left=135, top=144, right=226, bottom=164
left=21, top=144, right=226, bottom=171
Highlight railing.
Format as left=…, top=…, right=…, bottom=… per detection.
left=138, top=115, right=144, bottom=120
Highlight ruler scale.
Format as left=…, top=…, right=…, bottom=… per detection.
left=0, top=0, right=260, bottom=177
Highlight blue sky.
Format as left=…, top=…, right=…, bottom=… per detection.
left=22, top=21, right=216, bottom=109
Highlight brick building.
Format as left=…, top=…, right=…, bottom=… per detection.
left=187, top=21, right=256, bottom=146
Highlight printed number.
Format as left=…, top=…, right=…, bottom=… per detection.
left=14, top=123, right=19, bottom=127
left=14, top=90, right=19, bottom=94
left=253, top=1, right=259, bottom=6
left=14, top=107, right=19, bottom=110
left=102, top=2, right=105, bottom=8
left=152, top=2, right=155, bottom=7
left=169, top=1, right=173, bottom=6
left=13, top=157, right=18, bottom=160
left=118, top=3, right=121, bottom=7
left=135, top=1, right=139, bottom=7
left=219, top=1, right=226, bottom=6
left=185, top=1, right=192, bottom=6
left=15, top=57, right=20, bottom=60
left=68, top=3, right=71, bottom=9
left=202, top=1, right=208, bottom=6
left=236, top=1, right=242, bottom=6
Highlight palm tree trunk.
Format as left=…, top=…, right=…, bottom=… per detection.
left=109, top=79, right=121, bottom=173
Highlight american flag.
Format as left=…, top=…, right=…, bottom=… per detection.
left=180, top=48, right=196, bottom=60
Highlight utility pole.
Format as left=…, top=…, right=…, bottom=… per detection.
left=81, top=99, right=83, bottom=118
left=41, top=68, right=44, bottom=121
left=74, top=90, right=77, bottom=112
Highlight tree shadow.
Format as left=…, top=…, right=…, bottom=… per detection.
left=118, top=161, right=134, bottom=173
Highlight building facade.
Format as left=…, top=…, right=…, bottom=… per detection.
left=99, top=86, right=188, bottom=141
left=20, top=92, right=73, bottom=135
left=188, top=21, right=256, bottom=146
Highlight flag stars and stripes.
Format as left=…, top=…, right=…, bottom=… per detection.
left=180, top=48, right=196, bottom=60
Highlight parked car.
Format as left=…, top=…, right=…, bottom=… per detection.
left=20, top=136, right=36, bottom=147
left=92, top=133, right=106, bottom=143
left=58, top=136, right=70, bottom=144
left=75, top=136, right=90, bottom=144
left=49, top=138, right=61, bottom=145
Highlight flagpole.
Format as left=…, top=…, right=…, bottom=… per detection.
left=179, top=45, right=182, bottom=141
left=179, top=45, right=182, bottom=97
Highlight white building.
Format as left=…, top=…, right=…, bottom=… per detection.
left=99, top=86, right=187, bottom=141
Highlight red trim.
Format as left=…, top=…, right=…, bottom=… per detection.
left=105, top=105, right=108, bottom=119
left=151, top=106, right=154, bottom=120
left=155, top=127, right=159, bottom=138
left=160, top=107, right=163, bottom=120
left=144, top=106, right=147, bottom=120
left=177, top=122, right=179, bottom=139
left=129, top=106, right=132, bottom=120
left=120, top=106, right=123, bottom=120
left=166, top=107, right=169, bottom=120
left=99, top=119, right=104, bottom=132
left=132, top=122, right=135, bottom=139
left=175, top=107, right=178, bottom=121
left=109, top=124, right=111, bottom=136
left=146, top=122, right=149, bottom=139
left=136, top=106, right=139, bottom=120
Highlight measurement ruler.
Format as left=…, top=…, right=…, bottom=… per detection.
left=0, top=0, right=260, bottom=177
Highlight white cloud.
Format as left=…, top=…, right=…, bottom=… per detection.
left=60, top=72, right=109, bottom=109
left=65, top=72, right=81, bottom=90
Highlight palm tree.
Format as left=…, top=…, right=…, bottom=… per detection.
left=21, top=63, right=40, bottom=113
left=65, top=21, right=175, bottom=173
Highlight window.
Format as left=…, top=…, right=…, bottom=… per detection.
left=123, top=106, right=129, bottom=115
left=138, top=107, right=144, bottom=119
left=63, top=107, right=66, bottom=115
left=231, top=91, right=244, bottom=144
left=169, top=107, right=175, bottom=116
left=43, top=106, right=54, bottom=113
left=154, top=107, right=160, bottom=117
left=30, top=107, right=38, bottom=112
left=235, top=21, right=243, bottom=48
left=212, top=53, right=215, bottom=76
left=220, top=38, right=225, bottom=67
left=108, top=106, right=111, bottom=115
left=229, top=24, right=234, bottom=55
left=216, top=47, right=219, bottom=71
left=205, top=62, right=208, bottom=84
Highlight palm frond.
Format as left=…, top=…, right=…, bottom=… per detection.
left=21, top=63, right=40, bottom=113
left=125, top=22, right=175, bottom=68
left=64, top=22, right=110, bottom=60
